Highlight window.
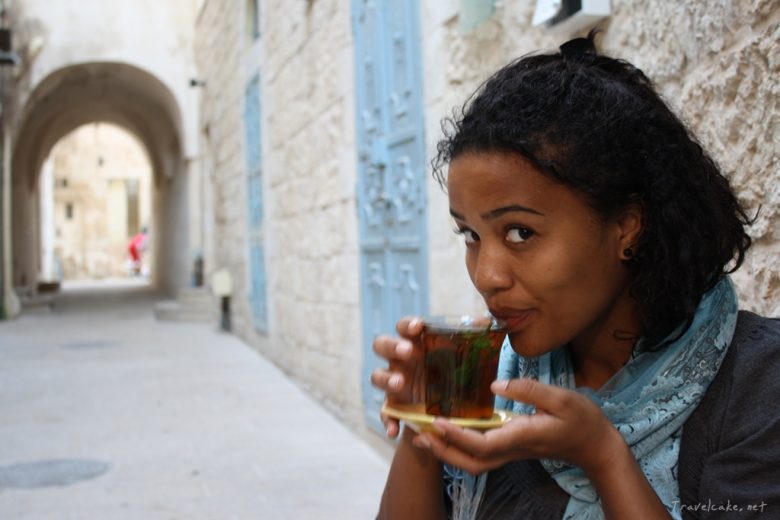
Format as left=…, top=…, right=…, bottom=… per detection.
left=246, top=0, right=260, bottom=44
left=65, top=203, right=74, bottom=220
left=126, top=179, right=140, bottom=236
left=459, top=0, right=495, bottom=33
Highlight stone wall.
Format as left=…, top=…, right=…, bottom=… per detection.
left=194, top=0, right=247, bottom=307
left=196, top=0, right=779, bottom=435
left=196, top=0, right=366, bottom=428
left=259, top=0, right=363, bottom=422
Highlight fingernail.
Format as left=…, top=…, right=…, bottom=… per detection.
left=415, top=435, right=431, bottom=449
left=409, top=318, right=421, bottom=328
left=432, top=418, right=447, bottom=436
left=389, top=375, right=402, bottom=389
left=396, top=342, right=412, bottom=356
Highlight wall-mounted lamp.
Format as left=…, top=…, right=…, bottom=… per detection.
left=532, top=0, right=610, bottom=35
left=189, top=78, right=207, bottom=88
left=0, top=28, right=21, bottom=66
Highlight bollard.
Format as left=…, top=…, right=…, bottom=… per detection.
left=220, top=295, right=231, bottom=332
left=212, top=269, right=233, bottom=333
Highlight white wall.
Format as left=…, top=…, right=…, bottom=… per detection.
left=17, top=0, right=200, bottom=158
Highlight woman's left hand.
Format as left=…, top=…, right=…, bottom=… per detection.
left=412, top=377, right=622, bottom=477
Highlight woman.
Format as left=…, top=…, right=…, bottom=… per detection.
left=371, top=34, right=780, bottom=519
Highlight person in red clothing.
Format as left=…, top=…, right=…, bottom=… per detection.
left=128, top=226, right=148, bottom=275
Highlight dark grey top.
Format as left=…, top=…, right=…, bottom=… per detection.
left=467, top=311, right=780, bottom=519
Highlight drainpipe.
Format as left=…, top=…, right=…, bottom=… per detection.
left=0, top=125, right=5, bottom=319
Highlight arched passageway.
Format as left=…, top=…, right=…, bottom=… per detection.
left=12, top=62, right=191, bottom=298
left=42, top=122, right=154, bottom=282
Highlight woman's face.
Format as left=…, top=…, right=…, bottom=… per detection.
left=447, top=151, right=641, bottom=357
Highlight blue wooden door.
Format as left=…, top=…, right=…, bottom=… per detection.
left=353, top=0, right=429, bottom=433
left=244, top=74, right=267, bottom=331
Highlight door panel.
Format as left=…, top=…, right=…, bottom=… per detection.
left=386, top=135, right=425, bottom=234
left=389, top=251, right=424, bottom=320
left=361, top=251, right=390, bottom=419
left=353, top=0, right=428, bottom=433
left=385, top=1, right=419, bottom=134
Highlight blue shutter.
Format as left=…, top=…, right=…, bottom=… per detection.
left=244, top=74, right=267, bottom=331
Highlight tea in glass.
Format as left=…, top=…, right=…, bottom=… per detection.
left=422, top=316, right=507, bottom=419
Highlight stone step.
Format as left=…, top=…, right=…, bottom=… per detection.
left=19, top=292, right=55, bottom=314
left=176, top=287, right=213, bottom=305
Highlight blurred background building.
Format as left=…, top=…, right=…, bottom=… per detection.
left=43, top=123, right=153, bottom=280
left=1, top=0, right=778, bottom=442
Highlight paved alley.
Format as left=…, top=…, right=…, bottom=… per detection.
left=0, top=281, right=389, bottom=520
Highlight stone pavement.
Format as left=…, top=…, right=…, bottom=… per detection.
left=0, top=280, right=390, bottom=520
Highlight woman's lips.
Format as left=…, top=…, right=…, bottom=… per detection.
left=491, top=309, right=534, bottom=331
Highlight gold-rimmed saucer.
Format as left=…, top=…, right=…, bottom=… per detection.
left=381, top=403, right=515, bottom=433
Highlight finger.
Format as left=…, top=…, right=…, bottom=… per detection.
left=370, top=368, right=404, bottom=393
left=396, top=316, right=424, bottom=338
left=373, top=335, right=414, bottom=361
left=379, top=409, right=401, bottom=439
left=420, top=417, right=547, bottom=472
left=385, top=419, right=401, bottom=439
left=491, top=378, right=571, bottom=413
left=431, top=419, right=493, bottom=455
left=431, top=418, right=531, bottom=460
left=416, top=431, right=496, bottom=476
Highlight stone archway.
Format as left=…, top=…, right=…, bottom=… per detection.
left=12, top=62, right=191, bottom=298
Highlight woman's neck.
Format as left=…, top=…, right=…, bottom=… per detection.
left=570, top=294, right=641, bottom=390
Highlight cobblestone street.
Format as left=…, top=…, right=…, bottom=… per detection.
left=0, top=281, right=389, bottom=520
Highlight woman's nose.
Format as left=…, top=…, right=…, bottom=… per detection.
left=470, top=245, right=513, bottom=297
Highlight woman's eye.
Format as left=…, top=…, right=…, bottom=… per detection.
left=506, top=227, right=533, bottom=243
left=454, top=228, right=479, bottom=244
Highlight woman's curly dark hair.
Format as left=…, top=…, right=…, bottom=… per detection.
left=432, top=33, right=753, bottom=347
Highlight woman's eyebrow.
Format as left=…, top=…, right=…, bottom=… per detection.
left=449, top=205, right=545, bottom=221
left=482, top=204, right=545, bottom=219
left=450, top=208, right=466, bottom=220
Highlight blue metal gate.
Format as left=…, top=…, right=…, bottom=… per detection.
left=352, top=0, right=429, bottom=433
left=244, top=74, right=267, bottom=331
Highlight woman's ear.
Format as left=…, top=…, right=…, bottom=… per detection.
left=616, top=203, right=643, bottom=260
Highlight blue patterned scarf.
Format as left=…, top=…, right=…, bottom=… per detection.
left=447, top=276, right=738, bottom=520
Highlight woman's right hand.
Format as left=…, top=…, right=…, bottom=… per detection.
left=370, top=316, right=425, bottom=439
